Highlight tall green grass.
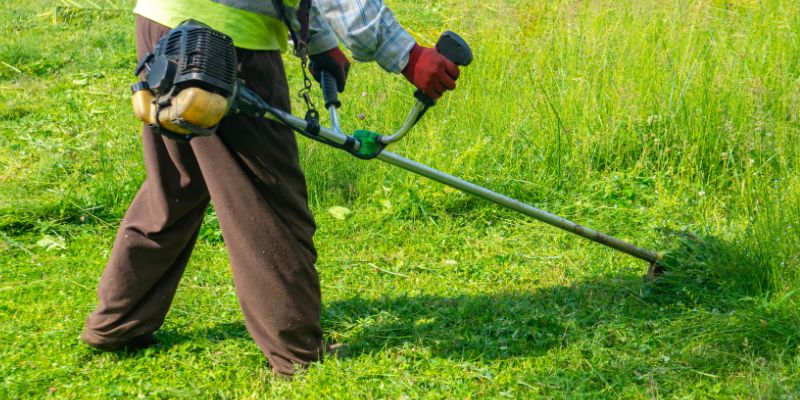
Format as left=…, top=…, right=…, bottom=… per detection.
left=2, top=0, right=799, bottom=397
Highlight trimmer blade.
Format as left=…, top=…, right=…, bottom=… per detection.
left=645, top=261, right=666, bottom=281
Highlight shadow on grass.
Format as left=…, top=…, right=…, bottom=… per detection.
left=322, top=280, right=648, bottom=360
left=122, top=231, right=797, bottom=366
left=318, top=230, right=798, bottom=361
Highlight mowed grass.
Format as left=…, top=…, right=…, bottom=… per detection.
left=2, top=0, right=799, bottom=398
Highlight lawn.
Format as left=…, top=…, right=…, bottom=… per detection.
left=1, top=0, right=799, bottom=398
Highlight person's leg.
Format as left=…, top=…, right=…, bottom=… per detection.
left=189, top=49, right=323, bottom=377
left=82, top=16, right=210, bottom=348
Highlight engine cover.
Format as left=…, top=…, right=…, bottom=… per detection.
left=144, top=19, right=237, bottom=97
left=131, top=20, right=239, bottom=139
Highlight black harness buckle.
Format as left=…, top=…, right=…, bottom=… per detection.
left=304, top=109, right=321, bottom=136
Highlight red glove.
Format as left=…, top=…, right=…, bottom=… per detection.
left=309, top=47, right=351, bottom=93
left=402, top=44, right=460, bottom=99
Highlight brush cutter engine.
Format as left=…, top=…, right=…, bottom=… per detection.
left=131, top=20, right=238, bottom=140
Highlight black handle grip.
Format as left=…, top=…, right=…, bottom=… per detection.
left=320, top=70, right=341, bottom=109
left=414, top=31, right=473, bottom=108
left=435, top=31, right=473, bottom=67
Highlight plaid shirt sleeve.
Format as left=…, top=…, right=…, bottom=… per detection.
left=307, top=0, right=416, bottom=74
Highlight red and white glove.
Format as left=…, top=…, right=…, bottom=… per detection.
left=402, top=44, right=461, bottom=99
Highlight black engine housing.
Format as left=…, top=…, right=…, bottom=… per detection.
left=136, top=19, right=238, bottom=98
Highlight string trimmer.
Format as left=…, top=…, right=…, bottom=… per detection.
left=130, top=20, right=665, bottom=278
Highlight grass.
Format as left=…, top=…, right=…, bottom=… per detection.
left=2, top=0, right=800, bottom=398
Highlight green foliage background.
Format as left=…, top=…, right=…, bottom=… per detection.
left=1, top=0, right=799, bottom=398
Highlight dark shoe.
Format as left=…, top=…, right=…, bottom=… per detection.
left=271, top=343, right=350, bottom=380
left=82, top=332, right=160, bottom=352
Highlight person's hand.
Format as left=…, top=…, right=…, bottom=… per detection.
left=309, top=47, right=351, bottom=93
left=402, top=44, right=460, bottom=100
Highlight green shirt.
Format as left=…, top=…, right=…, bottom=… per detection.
left=134, top=0, right=417, bottom=73
left=134, top=0, right=291, bottom=51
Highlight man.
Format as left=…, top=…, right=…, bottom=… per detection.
left=82, top=0, right=460, bottom=378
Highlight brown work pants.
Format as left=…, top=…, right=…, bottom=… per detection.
left=82, top=16, right=323, bottom=377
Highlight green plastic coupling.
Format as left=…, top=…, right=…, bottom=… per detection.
left=352, top=129, right=384, bottom=159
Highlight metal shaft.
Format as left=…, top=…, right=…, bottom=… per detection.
left=260, top=104, right=660, bottom=264
left=377, top=151, right=661, bottom=263
left=327, top=105, right=343, bottom=134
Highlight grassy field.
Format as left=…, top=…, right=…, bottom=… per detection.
left=2, top=0, right=800, bottom=398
